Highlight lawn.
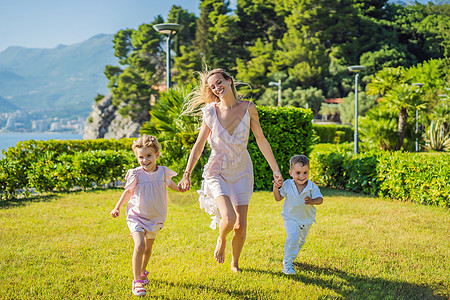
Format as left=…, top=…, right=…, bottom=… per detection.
left=0, top=188, right=448, bottom=299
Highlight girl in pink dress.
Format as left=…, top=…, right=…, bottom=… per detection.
left=111, top=135, right=180, bottom=296
left=179, top=68, right=283, bottom=272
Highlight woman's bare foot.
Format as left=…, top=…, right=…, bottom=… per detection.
left=214, top=237, right=226, bottom=263
left=231, top=262, right=241, bottom=273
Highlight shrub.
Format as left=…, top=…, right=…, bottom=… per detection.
left=0, top=139, right=134, bottom=199
left=378, top=152, right=450, bottom=207
left=310, top=144, right=450, bottom=207
left=249, top=106, right=314, bottom=190
left=312, top=124, right=353, bottom=144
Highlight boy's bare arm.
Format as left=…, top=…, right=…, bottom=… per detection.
left=273, top=184, right=284, bottom=202
left=304, top=196, right=323, bottom=205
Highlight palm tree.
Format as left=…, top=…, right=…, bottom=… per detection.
left=367, top=67, right=427, bottom=150
left=140, top=84, right=207, bottom=185
left=383, top=84, right=425, bottom=150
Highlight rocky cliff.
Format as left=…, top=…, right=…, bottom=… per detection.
left=83, top=93, right=141, bottom=139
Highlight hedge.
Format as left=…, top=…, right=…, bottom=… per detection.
left=0, top=139, right=135, bottom=200
left=249, top=106, right=314, bottom=190
left=312, top=124, right=353, bottom=144
left=309, top=144, right=450, bottom=207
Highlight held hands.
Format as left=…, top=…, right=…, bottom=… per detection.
left=178, top=172, right=191, bottom=192
left=273, top=170, right=283, bottom=187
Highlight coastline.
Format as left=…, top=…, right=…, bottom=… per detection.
left=0, top=132, right=83, bottom=155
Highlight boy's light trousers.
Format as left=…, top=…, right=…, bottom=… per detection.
left=283, top=219, right=312, bottom=267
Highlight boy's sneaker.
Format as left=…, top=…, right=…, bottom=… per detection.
left=282, top=266, right=296, bottom=275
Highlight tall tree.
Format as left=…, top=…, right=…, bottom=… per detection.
left=104, top=16, right=165, bottom=122
left=195, top=0, right=239, bottom=71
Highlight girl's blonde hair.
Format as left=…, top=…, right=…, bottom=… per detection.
left=132, top=135, right=160, bottom=153
left=183, top=68, right=242, bottom=115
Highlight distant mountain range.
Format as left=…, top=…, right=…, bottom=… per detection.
left=0, top=34, right=118, bottom=118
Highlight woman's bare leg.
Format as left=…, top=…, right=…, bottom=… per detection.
left=231, top=205, right=248, bottom=273
left=214, top=195, right=236, bottom=263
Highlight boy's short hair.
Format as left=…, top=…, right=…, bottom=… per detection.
left=290, top=155, right=309, bottom=169
left=132, top=135, right=160, bottom=153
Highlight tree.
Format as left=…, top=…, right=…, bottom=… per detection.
left=338, top=92, right=377, bottom=124
left=367, top=67, right=427, bottom=150
left=195, top=0, right=238, bottom=71
left=105, top=16, right=165, bottom=122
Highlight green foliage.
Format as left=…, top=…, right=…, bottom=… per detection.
left=312, top=124, right=353, bottom=144
left=309, top=144, right=450, bottom=207
left=378, top=151, right=450, bottom=207
left=248, top=106, right=314, bottom=190
left=425, top=120, right=450, bottom=151
left=140, top=84, right=207, bottom=187
left=0, top=139, right=134, bottom=200
left=106, top=17, right=165, bottom=122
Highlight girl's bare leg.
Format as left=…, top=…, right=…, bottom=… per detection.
left=141, top=238, right=155, bottom=275
left=131, top=231, right=146, bottom=282
left=231, top=205, right=248, bottom=273
left=214, top=195, right=236, bottom=264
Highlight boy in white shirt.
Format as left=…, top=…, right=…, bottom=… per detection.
left=273, top=155, right=323, bottom=275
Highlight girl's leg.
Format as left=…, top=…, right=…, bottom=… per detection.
left=231, top=205, right=248, bottom=273
left=215, top=195, right=236, bottom=264
left=141, top=238, right=155, bottom=276
left=131, top=231, right=146, bottom=282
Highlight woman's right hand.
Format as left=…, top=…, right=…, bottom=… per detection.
left=178, top=172, right=191, bottom=192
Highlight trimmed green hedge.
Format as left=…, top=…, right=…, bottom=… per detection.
left=309, top=144, right=450, bottom=207
left=250, top=106, right=314, bottom=190
left=312, top=124, right=353, bottom=144
left=0, top=139, right=135, bottom=200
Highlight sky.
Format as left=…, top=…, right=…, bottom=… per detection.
left=0, top=0, right=233, bottom=53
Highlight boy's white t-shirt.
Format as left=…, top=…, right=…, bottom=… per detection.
left=279, top=179, right=323, bottom=225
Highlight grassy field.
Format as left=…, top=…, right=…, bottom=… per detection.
left=0, top=187, right=448, bottom=299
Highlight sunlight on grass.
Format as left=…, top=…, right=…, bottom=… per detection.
left=0, top=188, right=448, bottom=299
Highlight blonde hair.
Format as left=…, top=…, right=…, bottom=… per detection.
left=290, top=155, right=309, bottom=169
left=132, top=135, right=160, bottom=153
left=183, top=68, right=242, bottom=115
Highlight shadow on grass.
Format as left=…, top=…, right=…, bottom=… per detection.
left=0, top=194, right=59, bottom=209
left=152, top=279, right=271, bottom=299
left=243, top=262, right=445, bottom=300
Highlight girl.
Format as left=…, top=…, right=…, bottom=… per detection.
left=179, top=68, right=283, bottom=272
left=111, top=135, right=180, bottom=296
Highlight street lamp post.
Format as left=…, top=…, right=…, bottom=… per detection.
left=412, top=83, right=424, bottom=152
left=268, top=79, right=282, bottom=106
left=153, top=23, right=183, bottom=89
left=348, top=65, right=366, bottom=154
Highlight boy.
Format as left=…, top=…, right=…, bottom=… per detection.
left=273, top=155, right=323, bottom=275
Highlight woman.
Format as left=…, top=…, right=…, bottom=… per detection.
left=179, top=68, right=283, bottom=272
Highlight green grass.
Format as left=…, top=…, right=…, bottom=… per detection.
left=0, top=188, right=448, bottom=299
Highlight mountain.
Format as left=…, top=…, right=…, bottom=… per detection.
left=0, top=34, right=118, bottom=118
left=0, top=95, right=19, bottom=113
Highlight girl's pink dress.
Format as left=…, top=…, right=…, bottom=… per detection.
left=125, top=166, right=177, bottom=234
left=198, top=102, right=253, bottom=229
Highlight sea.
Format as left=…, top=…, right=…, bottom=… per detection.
left=0, top=132, right=83, bottom=157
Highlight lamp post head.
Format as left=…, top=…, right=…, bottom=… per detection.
left=348, top=65, right=366, bottom=72
left=153, top=23, right=184, bottom=35
left=268, top=81, right=279, bottom=87
left=412, top=83, right=424, bottom=88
